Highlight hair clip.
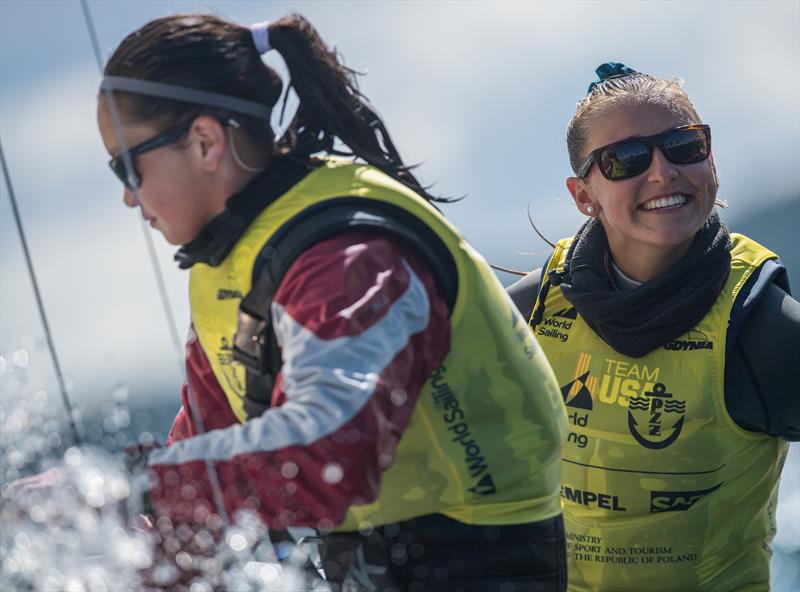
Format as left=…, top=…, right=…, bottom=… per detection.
left=251, top=21, right=271, bottom=55
left=587, top=62, right=637, bottom=93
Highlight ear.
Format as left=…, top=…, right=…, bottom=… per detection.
left=566, top=176, right=599, bottom=217
left=709, top=153, right=720, bottom=189
left=187, top=115, right=227, bottom=173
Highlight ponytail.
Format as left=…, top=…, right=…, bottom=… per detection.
left=103, top=13, right=445, bottom=202
left=267, top=15, right=448, bottom=202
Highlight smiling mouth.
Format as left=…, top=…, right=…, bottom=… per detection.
left=640, top=194, right=691, bottom=211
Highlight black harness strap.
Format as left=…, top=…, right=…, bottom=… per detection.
left=230, top=198, right=459, bottom=581
left=232, top=197, right=458, bottom=418
left=233, top=266, right=283, bottom=419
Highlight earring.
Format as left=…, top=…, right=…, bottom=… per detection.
left=586, top=205, right=595, bottom=215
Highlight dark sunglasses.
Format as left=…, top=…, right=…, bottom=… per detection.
left=108, top=119, right=194, bottom=190
left=577, top=124, right=711, bottom=181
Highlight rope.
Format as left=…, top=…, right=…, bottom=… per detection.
left=527, top=202, right=556, bottom=249
left=78, top=0, right=229, bottom=524
left=0, top=141, right=82, bottom=446
left=78, top=0, right=185, bottom=378
left=489, top=262, right=527, bottom=276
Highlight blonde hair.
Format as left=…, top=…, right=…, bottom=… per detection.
left=566, top=73, right=703, bottom=174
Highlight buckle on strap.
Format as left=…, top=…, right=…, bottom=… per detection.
left=232, top=307, right=271, bottom=375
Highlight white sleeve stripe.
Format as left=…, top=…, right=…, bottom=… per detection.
left=149, top=260, right=431, bottom=467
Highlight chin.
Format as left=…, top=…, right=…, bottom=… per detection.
left=651, top=216, right=709, bottom=245
left=166, top=227, right=203, bottom=246
left=645, top=227, right=701, bottom=250
left=160, top=231, right=184, bottom=246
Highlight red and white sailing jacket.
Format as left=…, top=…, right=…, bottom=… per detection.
left=146, top=231, right=451, bottom=528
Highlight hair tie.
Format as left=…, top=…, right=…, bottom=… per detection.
left=587, top=62, right=638, bottom=93
left=250, top=21, right=271, bottom=55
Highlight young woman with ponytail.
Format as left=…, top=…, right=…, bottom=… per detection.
left=508, top=63, right=800, bottom=591
left=95, top=13, right=568, bottom=591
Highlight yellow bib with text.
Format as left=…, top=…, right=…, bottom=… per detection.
left=533, top=233, right=787, bottom=592
left=190, top=159, right=568, bottom=531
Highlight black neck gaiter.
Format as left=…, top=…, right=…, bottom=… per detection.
left=553, top=213, right=732, bottom=358
left=174, top=156, right=316, bottom=269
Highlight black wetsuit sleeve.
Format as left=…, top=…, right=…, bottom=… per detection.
left=725, top=283, right=800, bottom=441
left=506, top=269, right=542, bottom=322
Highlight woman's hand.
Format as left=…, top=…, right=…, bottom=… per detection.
left=5, top=466, right=68, bottom=496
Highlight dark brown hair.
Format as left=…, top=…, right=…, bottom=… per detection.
left=104, top=13, right=442, bottom=201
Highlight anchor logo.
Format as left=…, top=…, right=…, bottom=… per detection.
left=627, top=383, right=685, bottom=449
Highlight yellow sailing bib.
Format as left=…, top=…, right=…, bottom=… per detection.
left=190, top=159, right=567, bottom=530
left=533, top=234, right=788, bottom=592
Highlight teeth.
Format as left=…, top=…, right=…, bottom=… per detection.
left=643, top=194, right=688, bottom=210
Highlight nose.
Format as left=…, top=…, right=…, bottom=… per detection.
left=122, top=187, right=139, bottom=208
left=646, top=147, right=679, bottom=183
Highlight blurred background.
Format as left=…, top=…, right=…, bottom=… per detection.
left=1, top=1, right=798, bottom=589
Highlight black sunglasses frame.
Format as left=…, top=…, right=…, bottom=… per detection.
left=108, top=118, right=195, bottom=190
left=577, top=124, right=712, bottom=181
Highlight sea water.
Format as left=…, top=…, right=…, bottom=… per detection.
left=0, top=339, right=327, bottom=591
left=1, top=337, right=798, bottom=591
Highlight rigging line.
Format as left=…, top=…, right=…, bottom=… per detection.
left=527, top=202, right=556, bottom=249
left=78, top=0, right=229, bottom=524
left=78, top=0, right=184, bottom=378
left=0, top=141, right=82, bottom=447
left=489, top=263, right=527, bottom=276
left=135, top=215, right=187, bottom=378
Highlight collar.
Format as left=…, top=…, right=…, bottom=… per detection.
left=174, top=157, right=316, bottom=269
left=609, top=257, right=643, bottom=291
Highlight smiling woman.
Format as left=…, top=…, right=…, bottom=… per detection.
left=508, top=62, right=800, bottom=592
left=568, top=104, right=718, bottom=281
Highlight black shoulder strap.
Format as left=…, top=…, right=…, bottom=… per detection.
left=233, top=197, right=459, bottom=419
left=232, top=267, right=282, bottom=418
left=726, top=257, right=789, bottom=358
